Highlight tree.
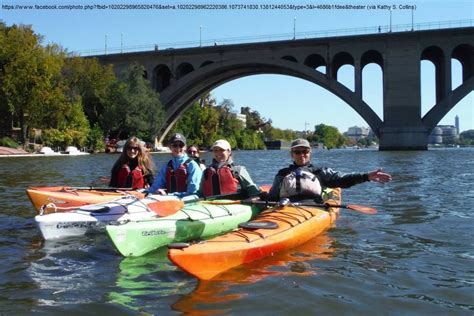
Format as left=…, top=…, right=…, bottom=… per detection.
left=1, top=25, right=65, bottom=144
left=102, top=63, right=164, bottom=141
left=62, top=56, right=116, bottom=127
left=312, top=124, right=345, bottom=149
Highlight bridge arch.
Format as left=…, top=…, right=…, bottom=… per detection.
left=361, top=50, right=384, bottom=69
left=158, top=59, right=383, bottom=144
left=176, top=62, right=194, bottom=79
left=331, top=52, right=354, bottom=79
left=421, top=46, right=447, bottom=102
left=452, top=44, right=474, bottom=81
left=153, top=64, right=172, bottom=92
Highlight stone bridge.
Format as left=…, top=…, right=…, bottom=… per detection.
left=96, top=26, right=474, bottom=150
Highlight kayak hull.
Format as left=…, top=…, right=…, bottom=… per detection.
left=168, top=189, right=341, bottom=280
left=106, top=201, right=263, bottom=257
left=26, top=186, right=145, bottom=213
left=35, top=195, right=182, bottom=240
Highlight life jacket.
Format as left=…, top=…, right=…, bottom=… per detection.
left=202, top=164, right=239, bottom=197
left=165, top=159, right=192, bottom=193
left=279, top=167, right=322, bottom=199
left=116, top=164, right=145, bottom=189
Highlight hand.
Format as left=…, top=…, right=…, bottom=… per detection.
left=368, top=168, right=392, bottom=183
left=157, top=189, right=167, bottom=195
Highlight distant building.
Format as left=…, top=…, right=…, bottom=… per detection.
left=345, top=126, right=370, bottom=141
left=428, top=125, right=458, bottom=144
left=231, top=112, right=247, bottom=127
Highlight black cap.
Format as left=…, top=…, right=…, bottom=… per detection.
left=168, top=133, right=186, bottom=146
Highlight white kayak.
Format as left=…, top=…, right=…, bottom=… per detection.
left=34, top=194, right=194, bottom=240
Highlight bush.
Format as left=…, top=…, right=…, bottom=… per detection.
left=0, top=137, right=20, bottom=148
left=87, top=123, right=105, bottom=152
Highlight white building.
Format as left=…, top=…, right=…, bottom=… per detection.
left=346, top=126, right=370, bottom=141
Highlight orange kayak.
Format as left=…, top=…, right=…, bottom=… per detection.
left=26, top=186, right=145, bottom=214
left=168, top=188, right=341, bottom=280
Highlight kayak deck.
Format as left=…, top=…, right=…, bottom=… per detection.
left=26, top=186, right=144, bottom=213
left=168, top=188, right=341, bottom=280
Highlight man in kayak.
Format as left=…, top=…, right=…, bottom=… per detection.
left=147, top=133, right=203, bottom=198
left=268, top=138, right=392, bottom=202
left=200, top=139, right=261, bottom=198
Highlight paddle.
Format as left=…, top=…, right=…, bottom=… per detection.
left=62, top=186, right=136, bottom=191
left=203, top=199, right=377, bottom=214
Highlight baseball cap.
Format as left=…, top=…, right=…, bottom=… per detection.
left=290, top=138, right=310, bottom=149
left=211, top=139, right=231, bottom=151
left=168, top=133, right=186, bottom=146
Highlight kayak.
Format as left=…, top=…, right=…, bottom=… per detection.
left=168, top=188, right=341, bottom=280
left=35, top=194, right=186, bottom=240
left=27, top=186, right=145, bottom=214
left=106, top=201, right=264, bottom=257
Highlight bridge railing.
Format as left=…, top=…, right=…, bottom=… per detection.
left=77, top=19, right=473, bottom=56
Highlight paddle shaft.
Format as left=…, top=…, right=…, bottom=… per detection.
left=240, top=199, right=377, bottom=214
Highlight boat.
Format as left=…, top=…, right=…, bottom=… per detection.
left=34, top=194, right=187, bottom=240
left=167, top=188, right=341, bottom=280
left=63, top=146, right=89, bottom=155
left=106, top=200, right=264, bottom=257
left=26, top=186, right=146, bottom=213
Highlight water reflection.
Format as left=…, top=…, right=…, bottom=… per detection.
left=108, top=247, right=192, bottom=312
left=171, top=234, right=335, bottom=314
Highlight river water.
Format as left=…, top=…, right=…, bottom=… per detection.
left=0, top=148, right=473, bottom=315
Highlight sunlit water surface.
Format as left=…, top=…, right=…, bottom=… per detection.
left=0, top=148, right=473, bottom=315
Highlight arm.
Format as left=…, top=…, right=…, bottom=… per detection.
left=317, top=167, right=369, bottom=188
left=267, top=174, right=283, bottom=201
left=234, top=166, right=260, bottom=197
left=147, top=164, right=167, bottom=193
left=109, top=164, right=119, bottom=187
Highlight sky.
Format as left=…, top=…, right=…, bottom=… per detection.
left=1, top=0, right=473, bottom=133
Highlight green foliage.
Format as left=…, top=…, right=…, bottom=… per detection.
left=87, top=123, right=105, bottom=152
left=62, top=56, right=116, bottom=127
left=0, top=136, right=19, bottom=148
left=459, top=129, right=474, bottom=145
left=311, top=124, right=345, bottom=149
left=103, top=63, right=164, bottom=142
left=42, top=128, right=64, bottom=147
left=172, top=96, right=265, bottom=150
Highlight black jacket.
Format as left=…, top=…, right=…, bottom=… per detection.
left=268, top=162, right=369, bottom=201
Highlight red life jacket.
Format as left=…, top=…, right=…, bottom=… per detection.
left=116, top=164, right=145, bottom=189
left=165, top=159, right=191, bottom=193
left=202, top=165, right=239, bottom=197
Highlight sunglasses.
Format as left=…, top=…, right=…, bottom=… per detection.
left=127, top=146, right=139, bottom=151
left=292, top=149, right=310, bottom=155
left=171, top=143, right=185, bottom=148
left=187, top=150, right=198, bottom=154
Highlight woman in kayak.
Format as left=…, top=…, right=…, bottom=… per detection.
left=187, top=144, right=206, bottom=170
left=200, top=139, right=261, bottom=198
left=268, top=138, right=392, bottom=202
left=109, top=136, right=155, bottom=189
left=147, top=133, right=203, bottom=198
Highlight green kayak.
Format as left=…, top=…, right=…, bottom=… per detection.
left=106, top=200, right=262, bottom=257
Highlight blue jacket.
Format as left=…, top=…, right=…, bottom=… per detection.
left=148, top=154, right=203, bottom=198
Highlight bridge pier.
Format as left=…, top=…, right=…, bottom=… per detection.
left=379, top=126, right=428, bottom=150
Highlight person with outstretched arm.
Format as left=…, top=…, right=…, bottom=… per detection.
left=268, top=138, right=392, bottom=202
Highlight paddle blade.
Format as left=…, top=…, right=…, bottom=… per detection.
left=259, top=184, right=272, bottom=193
left=148, top=200, right=185, bottom=216
left=345, top=204, right=377, bottom=214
